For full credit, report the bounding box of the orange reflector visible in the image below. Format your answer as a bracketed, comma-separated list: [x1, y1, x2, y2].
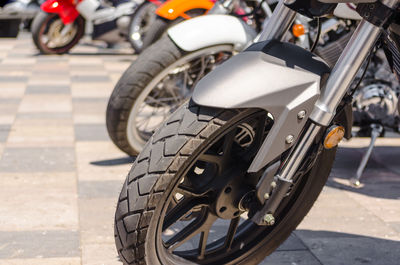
[324, 126, 345, 149]
[292, 24, 305, 37]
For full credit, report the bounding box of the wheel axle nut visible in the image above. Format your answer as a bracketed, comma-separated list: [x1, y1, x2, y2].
[263, 214, 275, 225]
[297, 110, 306, 120]
[285, 135, 294, 144]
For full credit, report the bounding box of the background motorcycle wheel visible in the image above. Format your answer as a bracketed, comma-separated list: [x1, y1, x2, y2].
[106, 37, 234, 156]
[31, 11, 85, 54]
[114, 101, 337, 265]
[128, 1, 159, 54]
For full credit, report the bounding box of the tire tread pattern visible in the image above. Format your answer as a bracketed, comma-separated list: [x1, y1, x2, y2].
[114, 101, 236, 264]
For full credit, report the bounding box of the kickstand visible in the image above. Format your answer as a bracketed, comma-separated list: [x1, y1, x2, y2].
[350, 124, 383, 187]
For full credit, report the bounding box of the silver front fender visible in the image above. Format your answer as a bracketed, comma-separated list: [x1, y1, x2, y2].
[167, 14, 257, 52]
[192, 41, 331, 172]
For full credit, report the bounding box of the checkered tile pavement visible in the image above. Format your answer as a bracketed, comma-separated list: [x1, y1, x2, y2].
[0, 32, 399, 265]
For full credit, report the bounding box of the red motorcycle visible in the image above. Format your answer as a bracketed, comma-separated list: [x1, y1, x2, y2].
[31, 0, 163, 54]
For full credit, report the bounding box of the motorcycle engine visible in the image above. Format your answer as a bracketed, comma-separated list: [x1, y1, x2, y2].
[314, 18, 353, 68]
[353, 53, 400, 131]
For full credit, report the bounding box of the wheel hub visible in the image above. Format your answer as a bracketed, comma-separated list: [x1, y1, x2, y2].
[214, 172, 249, 219]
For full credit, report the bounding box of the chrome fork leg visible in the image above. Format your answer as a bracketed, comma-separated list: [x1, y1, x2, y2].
[350, 124, 383, 187]
[310, 20, 382, 126]
[277, 20, 382, 180]
[253, 20, 384, 224]
[257, 0, 296, 42]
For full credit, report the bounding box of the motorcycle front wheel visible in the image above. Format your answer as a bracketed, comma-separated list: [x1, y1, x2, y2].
[31, 11, 85, 54]
[114, 100, 337, 264]
[106, 37, 235, 156]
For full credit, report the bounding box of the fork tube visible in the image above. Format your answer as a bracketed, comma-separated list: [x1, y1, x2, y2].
[274, 21, 382, 188]
[257, 0, 296, 42]
[265, 20, 382, 215]
[309, 20, 382, 125]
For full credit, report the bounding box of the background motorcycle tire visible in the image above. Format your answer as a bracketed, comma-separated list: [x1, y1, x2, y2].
[139, 16, 173, 51]
[31, 11, 85, 54]
[128, 1, 159, 54]
[114, 101, 337, 264]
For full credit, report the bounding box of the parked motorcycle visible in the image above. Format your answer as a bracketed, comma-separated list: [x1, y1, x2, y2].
[114, 0, 400, 264]
[106, 0, 272, 156]
[31, 0, 151, 54]
[137, 0, 217, 53]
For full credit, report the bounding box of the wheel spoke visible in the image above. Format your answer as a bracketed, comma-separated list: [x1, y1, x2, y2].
[192, 55, 212, 87]
[224, 217, 240, 250]
[223, 129, 236, 154]
[166, 209, 217, 252]
[253, 117, 268, 147]
[198, 230, 210, 259]
[145, 96, 171, 108]
[165, 82, 184, 104]
[246, 116, 269, 158]
[220, 130, 237, 167]
[197, 129, 236, 174]
[198, 153, 224, 168]
[176, 185, 206, 198]
[183, 68, 191, 92]
[163, 197, 208, 231]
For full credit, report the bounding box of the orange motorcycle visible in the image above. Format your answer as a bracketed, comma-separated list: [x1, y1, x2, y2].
[137, 0, 215, 53]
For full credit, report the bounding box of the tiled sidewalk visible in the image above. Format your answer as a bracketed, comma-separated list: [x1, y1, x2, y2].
[0, 32, 399, 265]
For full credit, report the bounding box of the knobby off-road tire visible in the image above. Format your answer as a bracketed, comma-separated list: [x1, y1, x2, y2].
[106, 37, 234, 156]
[114, 101, 337, 264]
[31, 11, 84, 54]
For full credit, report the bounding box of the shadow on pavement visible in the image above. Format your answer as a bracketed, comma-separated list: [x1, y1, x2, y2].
[287, 230, 400, 265]
[326, 146, 400, 199]
[67, 52, 134, 56]
[90, 156, 135, 166]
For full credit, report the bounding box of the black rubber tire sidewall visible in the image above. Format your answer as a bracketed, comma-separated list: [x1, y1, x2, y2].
[31, 11, 85, 55]
[106, 37, 185, 156]
[128, 2, 158, 54]
[140, 16, 171, 51]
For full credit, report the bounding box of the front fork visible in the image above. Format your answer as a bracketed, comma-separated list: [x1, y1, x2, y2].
[252, 0, 392, 224]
